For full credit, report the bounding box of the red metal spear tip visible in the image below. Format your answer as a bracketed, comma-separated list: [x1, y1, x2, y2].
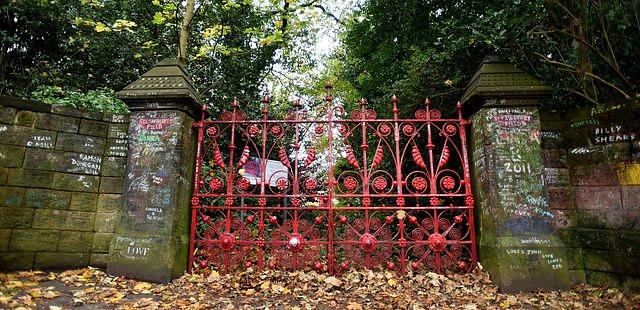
[293, 98, 301, 107]
[425, 98, 431, 106]
[391, 94, 398, 102]
[359, 98, 367, 106]
[202, 104, 208, 111]
[232, 98, 239, 107]
[262, 95, 270, 103]
[457, 101, 462, 109]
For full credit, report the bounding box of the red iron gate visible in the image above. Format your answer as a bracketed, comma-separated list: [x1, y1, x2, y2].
[189, 86, 476, 274]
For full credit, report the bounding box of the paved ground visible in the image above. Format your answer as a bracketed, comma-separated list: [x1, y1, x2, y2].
[1, 266, 638, 309]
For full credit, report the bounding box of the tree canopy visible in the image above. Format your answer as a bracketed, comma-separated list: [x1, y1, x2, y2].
[331, 0, 640, 115]
[0, 0, 342, 112]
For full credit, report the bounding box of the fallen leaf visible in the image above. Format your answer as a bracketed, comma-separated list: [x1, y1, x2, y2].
[28, 289, 42, 298]
[324, 276, 342, 287]
[347, 301, 363, 310]
[133, 282, 152, 292]
[42, 291, 60, 299]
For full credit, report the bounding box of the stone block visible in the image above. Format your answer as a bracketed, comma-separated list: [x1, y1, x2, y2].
[556, 229, 581, 247]
[79, 119, 108, 137]
[7, 169, 54, 188]
[51, 173, 100, 192]
[579, 229, 616, 250]
[568, 270, 587, 284]
[32, 209, 95, 231]
[58, 231, 93, 252]
[0, 125, 56, 148]
[569, 164, 619, 186]
[25, 189, 71, 209]
[542, 149, 567, 168]
[0, 187, 25, 207]
[92, 232, 115, 253]
[540, 131, 565, 149]
[57, 152, 103, 175]
[0, 229, 11, 251]
[106, 138, 128, 157]
[622, 186, 640, 210]
[52, 105, 102, 120]
[572, 210, 616, 229]
[101, 157, 126, 177]
[103, 113, 130, 124]
[94, 211, 118, 233]
[0, 252, 35, 270]
[547, 187, 573, 210]
[0, 144, 25, 168]
[69, 193, 98, 212]
[574, 186, 621, 210]
[616, 230, 640, 254]
[565, 248, 584, 270]
[583, 250, 614, 272]
[55, 132, 106, 155]
[544, 168, 570, 187]
[0, 106, 17, 124]
[586, 271, 620, 287]
[14, 110, 36, 126]
[564, 127, 592, 147]
[584, 249, 640, 277]
[90, 253, 109, 268]
[108, 123, 129, 139]
[622, 276, 640, 292]
[97, 194, 123, 212]
[617, 163, 640, 185]
[22, 148, 59, 171]
[99, 177, 124, 193]
[0, 167, 7, 185]
[35, 113, 80, 133]
[34, 252, 89, 270]
[9, 229, 59, 252]
[0, 207, 34, 228]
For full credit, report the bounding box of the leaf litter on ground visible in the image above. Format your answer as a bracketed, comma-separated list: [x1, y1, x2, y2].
[0, 265, 639, 309]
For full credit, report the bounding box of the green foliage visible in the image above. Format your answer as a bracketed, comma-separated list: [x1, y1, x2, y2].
[334, 0, 640, 112]
[0, 0, 341, 115]
[30, 86, 129, 114]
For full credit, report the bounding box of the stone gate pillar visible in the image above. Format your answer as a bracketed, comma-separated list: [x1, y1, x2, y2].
[107, 59, 201, 283]
[461, 58, 570, 292]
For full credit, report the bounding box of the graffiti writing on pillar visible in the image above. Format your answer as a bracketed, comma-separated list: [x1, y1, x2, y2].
[487, 108, 554, 235]
[123, 111, 180, 231]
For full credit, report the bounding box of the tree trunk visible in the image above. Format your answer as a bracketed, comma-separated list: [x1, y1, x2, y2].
[178, 0, 195, 63]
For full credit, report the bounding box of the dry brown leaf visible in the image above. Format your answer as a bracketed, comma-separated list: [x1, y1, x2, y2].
[324, 276, 343, 287]
[133, 282, 152, 292]
[42, 291, 60, 299]
[346, 301, 363, 310]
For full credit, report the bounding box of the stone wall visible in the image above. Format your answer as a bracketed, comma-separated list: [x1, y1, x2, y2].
[0, 96, 128, 270]
[541, 100, 640, 290]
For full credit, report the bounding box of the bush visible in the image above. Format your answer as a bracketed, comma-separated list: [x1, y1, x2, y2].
[30, 86, 129, 114]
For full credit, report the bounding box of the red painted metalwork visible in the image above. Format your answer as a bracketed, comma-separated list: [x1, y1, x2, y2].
[188, 85, 477, 275]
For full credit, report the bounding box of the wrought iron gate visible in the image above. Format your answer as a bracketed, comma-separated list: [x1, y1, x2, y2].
[188, 85, 476, 274]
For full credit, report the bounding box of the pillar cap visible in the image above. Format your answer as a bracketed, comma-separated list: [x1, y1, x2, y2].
[117, 58, 202, 119]
[460, 57, 551, 115]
